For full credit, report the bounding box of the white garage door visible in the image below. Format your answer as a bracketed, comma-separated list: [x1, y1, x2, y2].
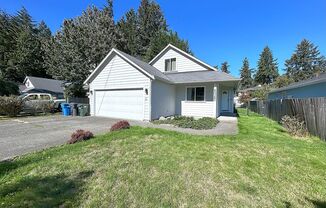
[94, 89, 144, 120]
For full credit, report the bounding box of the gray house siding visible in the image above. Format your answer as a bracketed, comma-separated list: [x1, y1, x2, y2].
[151, 80, 176, 120]
[268, 82, 326, 100]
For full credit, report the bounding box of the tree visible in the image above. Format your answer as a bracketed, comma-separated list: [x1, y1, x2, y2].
[221, 61, 230, 73]
[285, 39, 326, 82]
[44, 1, 116, 96]
[138, 0, 167, 57]
[254, 46, 278, 85]
[145, 30, 191, 61]
[252, 85, 270, 100]
[273, 75, 294, 88]
[239, 57, 253, 89]
[7, 8, 49, 82]
[116, 9, 139, 56]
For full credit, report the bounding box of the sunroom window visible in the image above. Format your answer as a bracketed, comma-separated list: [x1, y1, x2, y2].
[186, 87, 205, 101]
[165, 58, 176, 71]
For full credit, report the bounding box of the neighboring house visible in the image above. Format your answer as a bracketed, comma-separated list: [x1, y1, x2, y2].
[84, 44, 240, 121]
[20, 76, 65, 99]
[268, 73, 326, 100]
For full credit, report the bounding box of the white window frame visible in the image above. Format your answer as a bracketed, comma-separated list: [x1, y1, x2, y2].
[164, 58, 176, 72]
[185, 86, 206, 102]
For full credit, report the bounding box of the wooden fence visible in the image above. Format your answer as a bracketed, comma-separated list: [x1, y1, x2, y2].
[249, 98, 326, 141]
[67, 97, 89, 104]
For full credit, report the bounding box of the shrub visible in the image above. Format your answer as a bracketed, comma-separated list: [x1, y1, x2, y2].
[110, 120, 130, 132]
[68, 129, 94, 144]
[0, 96, 23, 117]
[280, 115, 308, 137]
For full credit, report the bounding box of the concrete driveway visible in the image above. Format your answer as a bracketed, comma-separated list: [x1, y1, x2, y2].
[0, 115, 142, 161]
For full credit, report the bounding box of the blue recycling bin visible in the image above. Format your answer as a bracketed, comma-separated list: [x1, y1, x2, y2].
[61, 103, 71, 116]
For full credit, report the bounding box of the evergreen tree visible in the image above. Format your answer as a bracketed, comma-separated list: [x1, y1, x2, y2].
[221, 61, 230, 74]
[0, 7, 48, 82]
[43, 0, 116, 91]
[239, 57, 253, 89]
[116, 9, 139, 56]
[138, 0, 167, 57]
[285, 39, 326, 82]
[145, 30, 191, 61]
[254, 46, 278, 84]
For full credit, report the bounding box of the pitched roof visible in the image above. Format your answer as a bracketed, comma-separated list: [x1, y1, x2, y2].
[84, 48, 171, 84]
[269, 73, 326, 93]
[84, 46, 240, 85]
[149, 44, 217, 71]
[165, 70, 240, 84]
[24, 76, 64, 93]
[115, 49, 171, 83]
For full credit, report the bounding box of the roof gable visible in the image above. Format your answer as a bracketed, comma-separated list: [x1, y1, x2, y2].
[149, 44, 217, 71]
[84, 49, 171, 84]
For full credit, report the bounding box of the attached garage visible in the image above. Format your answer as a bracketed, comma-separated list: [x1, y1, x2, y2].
[94, 89, 144, 120]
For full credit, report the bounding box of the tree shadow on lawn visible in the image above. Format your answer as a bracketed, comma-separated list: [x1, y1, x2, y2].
[305, 198, 326, 208]
[0, 170, 93, 207]
[0, 157, 43, 177]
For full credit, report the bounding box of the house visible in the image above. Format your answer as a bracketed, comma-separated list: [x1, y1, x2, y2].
[20, 76, 65, 99]
[268, 73, 326, 100]
[84, 44, 240, 121]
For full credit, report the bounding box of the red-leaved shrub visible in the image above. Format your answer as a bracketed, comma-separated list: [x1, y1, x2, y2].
[68, 129, 94, 144]
[110, 120, 130, 132]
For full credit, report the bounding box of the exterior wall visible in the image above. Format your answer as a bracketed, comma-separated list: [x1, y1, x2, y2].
[88, 54, 151, 120]
[25, 79, 34, 88]
[151, 80, 176, 120]
[268, 82, 326, 100]
[175, 83, 215, 117]
[152, 48, 209, 73]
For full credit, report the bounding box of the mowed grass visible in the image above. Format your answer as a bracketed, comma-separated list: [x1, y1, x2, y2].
[1, 109, 326, 207]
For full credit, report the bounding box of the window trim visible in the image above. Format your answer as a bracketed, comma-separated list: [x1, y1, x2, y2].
[164, 58, 176, 72]
[185, 86, 206, 102]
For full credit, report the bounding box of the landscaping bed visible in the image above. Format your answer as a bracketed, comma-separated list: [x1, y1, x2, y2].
[153, 116, 219, 130]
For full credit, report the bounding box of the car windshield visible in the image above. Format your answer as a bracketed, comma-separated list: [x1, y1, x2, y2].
[18, 93, 28, 99]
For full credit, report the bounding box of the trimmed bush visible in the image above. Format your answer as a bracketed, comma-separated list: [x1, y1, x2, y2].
[110, 120, 130, 132]
[0, 96, 23, 117]
[68, 129, 94, 144]
[280, 115, 308, 137]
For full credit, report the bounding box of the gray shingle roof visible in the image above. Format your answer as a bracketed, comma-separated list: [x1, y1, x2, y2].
[164, 70, 240, 84]
[116, 49, 171, 83]
[269, 73, 326, 93]
[25, 76, 64, 93]
[116, 49, 240, 84]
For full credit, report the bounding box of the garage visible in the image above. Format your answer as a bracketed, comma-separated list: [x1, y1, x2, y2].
[94, 89, 144, 120]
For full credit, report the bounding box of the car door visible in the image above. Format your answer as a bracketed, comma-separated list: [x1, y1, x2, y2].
[23, 94, 39, 112]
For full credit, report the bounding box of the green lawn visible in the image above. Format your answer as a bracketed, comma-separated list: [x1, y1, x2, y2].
[1, 109, 326, 207]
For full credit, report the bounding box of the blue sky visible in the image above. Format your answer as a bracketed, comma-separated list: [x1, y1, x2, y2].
[1, 0, 325, 77]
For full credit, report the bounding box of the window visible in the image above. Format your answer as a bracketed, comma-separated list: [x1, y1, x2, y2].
[26, 94, 38, 100]
[40, 94, 51, 100]
[186, 87, 205, 101]
[165, 58, 176, 71]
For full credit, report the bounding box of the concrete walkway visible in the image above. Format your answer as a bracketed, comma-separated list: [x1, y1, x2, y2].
[143, 116, 238, 136]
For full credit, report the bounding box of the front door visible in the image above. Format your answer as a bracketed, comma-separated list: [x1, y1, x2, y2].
[221, 90, 229, 111]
